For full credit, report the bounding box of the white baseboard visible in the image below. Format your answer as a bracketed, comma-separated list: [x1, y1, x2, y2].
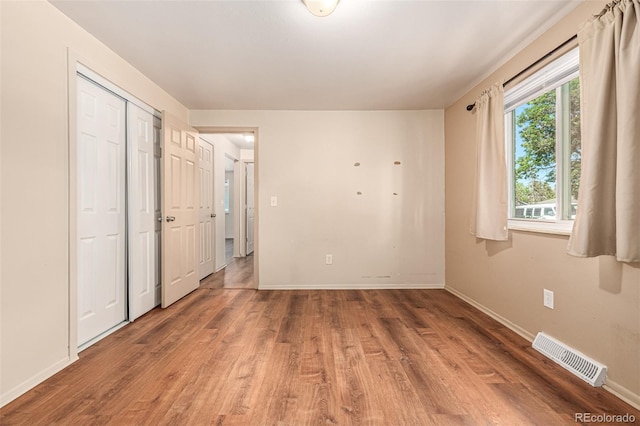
[258, 283, 445, 290]
[444, 285, 535, 342]
[444, 285, 640, 411]
[604, 381, 640, 411]
[3, 321, 129, 408]
[1, 355, 77, 408]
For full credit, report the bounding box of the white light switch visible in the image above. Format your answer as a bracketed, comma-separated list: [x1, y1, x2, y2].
[270, 196, 278, 207]
[543, 289, 554, 309]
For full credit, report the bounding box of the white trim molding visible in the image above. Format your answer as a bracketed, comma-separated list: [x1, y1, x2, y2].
[258, 283, 445, 291]
[445, 285, 640, 411]
[1, 356, 75, 407]
[604, 382, 640, 411]
[445, 285, 535, 342]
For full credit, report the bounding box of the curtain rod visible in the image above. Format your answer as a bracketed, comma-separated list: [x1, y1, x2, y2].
[466, 34, 578, 111]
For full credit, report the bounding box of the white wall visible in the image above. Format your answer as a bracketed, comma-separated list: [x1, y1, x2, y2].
[240, 149, 254, 161]
[199, 135, 240, 271]
[0, 0, 188, 405]
[191, 110, 445, 289]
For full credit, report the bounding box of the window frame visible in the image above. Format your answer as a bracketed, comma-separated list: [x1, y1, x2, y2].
[504, 47, 580, 236]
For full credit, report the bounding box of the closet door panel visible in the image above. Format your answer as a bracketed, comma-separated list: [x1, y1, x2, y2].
[128, 104, 160, 321]
[77, 76, 127, 345]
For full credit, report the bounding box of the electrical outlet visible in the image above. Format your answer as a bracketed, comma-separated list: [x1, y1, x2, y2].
[325, 254, 333, 265]
[543, 289, 554, 309]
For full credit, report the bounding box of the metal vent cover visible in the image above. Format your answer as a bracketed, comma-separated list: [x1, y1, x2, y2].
[532, 332, 607, 387]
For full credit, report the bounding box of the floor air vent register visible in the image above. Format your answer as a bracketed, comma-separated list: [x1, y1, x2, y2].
[532, 332, 607, 387]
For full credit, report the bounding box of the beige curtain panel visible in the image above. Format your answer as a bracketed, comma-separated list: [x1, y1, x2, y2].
[470, 83, 508, 241]
[568, 0, 640, 263]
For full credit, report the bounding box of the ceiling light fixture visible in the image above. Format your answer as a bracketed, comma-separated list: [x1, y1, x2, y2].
[302, 0, 340, 17]
[244, 133, 255, 143]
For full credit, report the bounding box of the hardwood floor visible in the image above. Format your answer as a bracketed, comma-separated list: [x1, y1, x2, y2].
[2, 265, 638, 424]
[201, 238, 254, 289]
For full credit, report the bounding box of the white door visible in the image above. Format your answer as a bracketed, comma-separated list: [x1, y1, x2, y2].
[245, 162, 255, 255]
[127, 104, 161, 321]
[198, 139, 215, 279]
[161, 112, 200, 308]
[77, 76, 127, 345]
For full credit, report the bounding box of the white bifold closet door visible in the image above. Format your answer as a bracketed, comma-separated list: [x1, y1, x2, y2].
[128, 104, 161, 321]
[77, 76, 127, 346]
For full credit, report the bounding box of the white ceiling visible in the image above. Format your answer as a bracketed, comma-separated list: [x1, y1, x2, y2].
[222, 133, 255, 150]
[199, 133, 254, 149]
[51, 0, 582, 110]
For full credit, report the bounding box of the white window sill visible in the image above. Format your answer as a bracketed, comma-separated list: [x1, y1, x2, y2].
[508, 219, 573, 236]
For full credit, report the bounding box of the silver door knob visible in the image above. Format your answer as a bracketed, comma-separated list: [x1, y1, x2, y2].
[166, 216, 176, 222]
[211, 213, 216, 218]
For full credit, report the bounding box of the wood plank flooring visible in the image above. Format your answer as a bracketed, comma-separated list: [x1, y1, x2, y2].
[201, 254, 254, 290]
[202, 239, 254, 290]
[2, 264, 638, 424]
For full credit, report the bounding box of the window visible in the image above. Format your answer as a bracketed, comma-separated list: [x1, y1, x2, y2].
[224, 179, 230, 213]
[505, 48, 580, 233]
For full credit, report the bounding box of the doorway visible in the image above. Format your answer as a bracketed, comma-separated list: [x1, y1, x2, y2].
[196, 130, 257, 289]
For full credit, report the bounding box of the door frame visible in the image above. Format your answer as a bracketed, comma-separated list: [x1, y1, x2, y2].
[193, 126, 259, 289]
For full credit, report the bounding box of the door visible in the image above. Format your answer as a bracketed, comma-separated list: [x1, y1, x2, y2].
[161, 112, 200, 308]
[77, 76, 127, 345]
[245, 162, 255, 255]
[127, 104, 161, 321]
[198, 139, 215, 279]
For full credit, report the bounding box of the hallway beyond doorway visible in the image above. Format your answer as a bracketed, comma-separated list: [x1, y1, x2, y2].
[201, 239, 254, 289]
[225, 238, 234, 263]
